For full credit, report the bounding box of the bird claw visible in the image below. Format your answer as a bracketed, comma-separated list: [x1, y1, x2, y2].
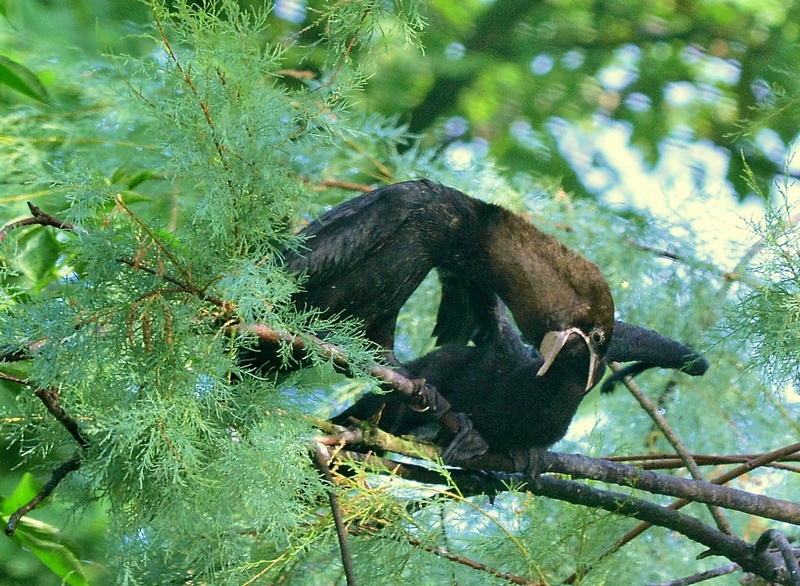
[512, 447, 546, 480]
[441, 413, 490, 464]
[409, 378, 450, 414]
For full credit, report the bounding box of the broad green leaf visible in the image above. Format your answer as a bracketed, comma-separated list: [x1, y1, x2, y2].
[1, 472, 40, 514]
[9, 521, 89, 586]
[12, 226, 62, 292]
[0, 55, 48, 102]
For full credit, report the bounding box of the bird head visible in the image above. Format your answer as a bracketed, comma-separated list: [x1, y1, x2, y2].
[535, 300, 614, 392]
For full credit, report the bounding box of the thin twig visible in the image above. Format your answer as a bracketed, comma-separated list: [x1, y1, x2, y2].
[646, 563, 741, 586]
[314, 444, 357, 586]
[606, 451, 800, 473]
[115, 196, 195, 287]
[0, 202, 79, 242]
[316, 179, 375, 193]
[610, 362, 735, 535]
[314, 9, 370, 92]
[406, 535, 543, 585]
[4, 387, 90, 535]
[34, 388, 90, 450]
[348, 491, 542, 585]
[5, 454, 81, 536]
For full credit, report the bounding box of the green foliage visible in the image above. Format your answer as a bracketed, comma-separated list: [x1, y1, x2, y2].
[0, 0, 412, 581]
[730, 183, 800, 397]
[0, 56, 48, 102]
[1, 475, 89, 586]
[0, 1, 798, 585]
[361, 0, 800, 200]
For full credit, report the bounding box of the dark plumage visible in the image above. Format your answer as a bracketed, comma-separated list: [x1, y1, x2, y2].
[334, 314, 709, 467]
[278, 179, 614, 389]
[600, 321, 709, 393]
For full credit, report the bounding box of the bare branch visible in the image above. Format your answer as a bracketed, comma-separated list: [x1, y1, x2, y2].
[565, 441, 800, 584]
[318, 418, 800, 526]
[610, 362, 735, 535]
[0, 202, 79, 243]
[3, 386, 90, 535]
[754, 530, 800, 586]
[5, 454, 81, 536]
[314, 444, 357, 586]
[406, 534, 543, 585]
[648, 564, 741, 586]
[316, 179, 375, 193]
[34, 388, 90, 450]
[334, 451, 793, 584]
[539, 452, 800, 526]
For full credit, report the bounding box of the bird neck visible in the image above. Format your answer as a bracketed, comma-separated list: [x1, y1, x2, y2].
[481, 207, 612, 346]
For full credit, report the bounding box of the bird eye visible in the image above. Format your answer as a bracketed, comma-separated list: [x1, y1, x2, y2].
[589, 328, 605, 346]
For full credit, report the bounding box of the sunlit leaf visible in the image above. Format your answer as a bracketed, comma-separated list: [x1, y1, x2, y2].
[0, 56, 48, 102]
[9, 523, 89, 586]
[1, 472, 40, 514]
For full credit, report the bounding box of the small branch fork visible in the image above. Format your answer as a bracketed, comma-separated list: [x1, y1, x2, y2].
[0, 202, 79, 243]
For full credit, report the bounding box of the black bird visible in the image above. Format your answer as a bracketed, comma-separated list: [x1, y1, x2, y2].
[334, 312, 708, 470]
[599, 321, 709, 393]
[278, 179, 615, 390]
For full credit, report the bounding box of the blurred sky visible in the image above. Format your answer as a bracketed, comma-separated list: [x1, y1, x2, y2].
[274, 0, 799, 269]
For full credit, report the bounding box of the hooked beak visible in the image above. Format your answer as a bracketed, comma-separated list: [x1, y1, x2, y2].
[536, 327, 600, 392]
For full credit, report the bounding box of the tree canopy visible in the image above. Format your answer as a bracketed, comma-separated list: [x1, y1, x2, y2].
[0, 1, 798, 585]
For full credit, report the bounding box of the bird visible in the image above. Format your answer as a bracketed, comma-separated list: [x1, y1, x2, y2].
[333, 308, 709, 471]
[273, 179, 615, 392]
[598, 320, 709, 393]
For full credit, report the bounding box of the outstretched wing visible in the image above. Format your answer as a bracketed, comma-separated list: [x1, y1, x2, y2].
[284, 180, 439, 284]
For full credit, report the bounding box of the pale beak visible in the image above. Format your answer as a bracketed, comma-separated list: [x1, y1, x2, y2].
[536, 327, 600, 392]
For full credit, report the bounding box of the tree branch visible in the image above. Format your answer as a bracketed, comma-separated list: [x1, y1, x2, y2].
[610, 362, 735, 535]
[4, 455, 82, 536]
[333, 450, 795, 584]
[539, 452, 800, 526]
[318, 418, 800, 526]
[564, 440, 800, 584]
[314, 444, 357, 586]
[3, 384, 90, 536]
[237, 323, 483, 447]
[0, 202, 79, 243]
[648, 563, 741, 586]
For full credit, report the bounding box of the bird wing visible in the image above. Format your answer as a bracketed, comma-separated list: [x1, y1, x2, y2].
[284, 180, 438, 285]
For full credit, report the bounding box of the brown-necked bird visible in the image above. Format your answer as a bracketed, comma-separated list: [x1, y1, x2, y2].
[278, 179, 615, 390]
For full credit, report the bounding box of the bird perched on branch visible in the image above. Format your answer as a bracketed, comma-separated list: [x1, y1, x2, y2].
[335, 309, 709, 471]
[275, 179, 615, 392]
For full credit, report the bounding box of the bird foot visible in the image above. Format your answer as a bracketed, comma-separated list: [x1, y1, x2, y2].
[512, 447, 546, 480]
[441, 413, 490, 464]
[408, 378, 451, 414]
